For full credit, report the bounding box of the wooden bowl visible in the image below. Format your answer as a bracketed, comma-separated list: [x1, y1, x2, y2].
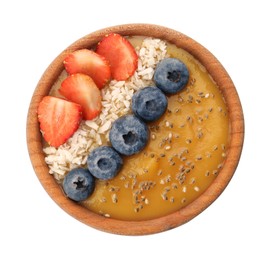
[27, 24, 244, 235]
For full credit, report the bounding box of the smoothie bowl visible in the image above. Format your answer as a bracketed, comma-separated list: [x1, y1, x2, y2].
[27, 24, 244, 235]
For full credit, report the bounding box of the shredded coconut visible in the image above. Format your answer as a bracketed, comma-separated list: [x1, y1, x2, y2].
[44, 37, 167, 181]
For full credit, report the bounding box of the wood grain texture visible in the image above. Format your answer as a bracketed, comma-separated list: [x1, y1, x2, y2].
[26, 24, 244, 235]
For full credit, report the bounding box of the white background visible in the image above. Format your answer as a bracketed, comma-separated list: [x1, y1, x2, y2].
[1, 0, 270, 259]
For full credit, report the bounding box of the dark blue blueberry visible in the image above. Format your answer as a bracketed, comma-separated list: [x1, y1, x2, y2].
[132, 86, 168, 122]
[154, 58, 189, 94]
[87, 146, 123, 180]
[63, 168, 95, 202]
[109, 114, 149, 156]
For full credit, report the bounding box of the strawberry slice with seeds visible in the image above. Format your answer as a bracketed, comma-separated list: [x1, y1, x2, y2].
[63, 49, 110, 89]
[59, 73, 102, 120]
[38, 96, 82, 147]
[96, 33, 138, 81]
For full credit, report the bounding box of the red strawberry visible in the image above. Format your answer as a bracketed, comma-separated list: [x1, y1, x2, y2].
[63, 49, 110, 89]
[59, 73, 102, 120]
[38, 96, 82, 147]
[96, 33, 138, 81]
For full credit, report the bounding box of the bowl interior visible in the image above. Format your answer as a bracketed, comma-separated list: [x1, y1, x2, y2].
[27, 24, 244, 235]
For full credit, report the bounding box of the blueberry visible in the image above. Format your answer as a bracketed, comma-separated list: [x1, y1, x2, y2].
[63, 168, 95, 202]
[154, 58, 189, 94]
[87, 146, 123, 180]
[132, 86, 168, 122]
[109, 114, 149, 156]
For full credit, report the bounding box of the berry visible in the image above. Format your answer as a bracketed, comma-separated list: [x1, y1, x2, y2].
[132, 86, 168, 122]
[154, 58, 189, 94]
[63, 168, 95, 202]
[96, 33, 138, 81]
[37, 96, 82, 147]
[59, 73, 102, 120]
[63, 49, 111, 89]
[109, 115, 149, 156]
[87, 146, 123, 180]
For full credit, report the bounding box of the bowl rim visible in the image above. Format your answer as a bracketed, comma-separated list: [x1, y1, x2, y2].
[27, 23, 244, 235]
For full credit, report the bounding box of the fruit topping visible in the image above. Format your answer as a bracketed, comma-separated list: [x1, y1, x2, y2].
[38, 96, 82, 147]
[109, 114, 149, 156]
[154, 58, 189, 94]
[132, 86, 168, 122]
[87, 146, 123, 180]
[63, 49, 111, 89]
[59, 73, 102, 120]
[96, 33, 138, 81]
[63, 168, 95, 202]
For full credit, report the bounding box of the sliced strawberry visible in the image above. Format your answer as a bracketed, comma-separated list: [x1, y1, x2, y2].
[59, 73, 102, 120]
[38, 96, 82, 147]
[96, 33, 138, 81]
[63, 49, 111, 89]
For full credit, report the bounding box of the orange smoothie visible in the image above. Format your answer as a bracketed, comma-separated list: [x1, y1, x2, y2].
[80, 38, 229, 221]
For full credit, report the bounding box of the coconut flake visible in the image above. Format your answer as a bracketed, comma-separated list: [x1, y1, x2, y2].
[44, 37, 168, 180]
